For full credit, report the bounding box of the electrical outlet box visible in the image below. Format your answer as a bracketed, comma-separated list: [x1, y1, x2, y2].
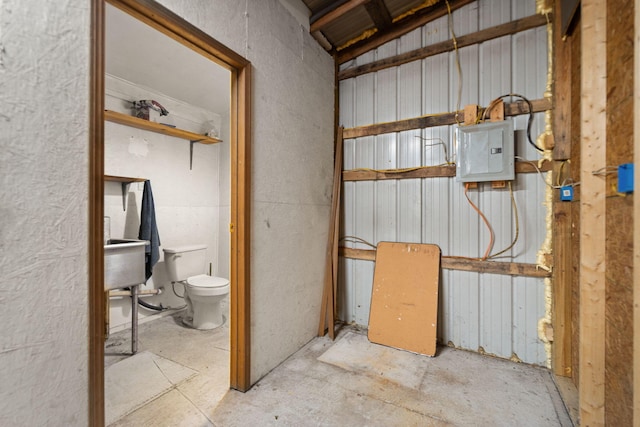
[560, 185, 574, 201]
[617, 163, 634, 193]
[456, 120, 514, 183]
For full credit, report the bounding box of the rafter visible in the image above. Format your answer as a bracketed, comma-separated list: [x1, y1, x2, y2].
[337, 0, 474, 63]
[310, 0, 369, 33]
[364, 0, 392, 30]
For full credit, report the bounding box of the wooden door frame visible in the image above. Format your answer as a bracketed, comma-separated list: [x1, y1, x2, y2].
[89, 0, 251, 424]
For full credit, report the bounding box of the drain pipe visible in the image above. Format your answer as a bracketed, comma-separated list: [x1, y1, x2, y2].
[137, 298, 166, 311]
[108, 288, 166, 311]
[108, 288, 162, 297]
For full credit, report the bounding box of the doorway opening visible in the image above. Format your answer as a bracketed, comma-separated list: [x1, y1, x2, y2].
[89, 0, 251, 424]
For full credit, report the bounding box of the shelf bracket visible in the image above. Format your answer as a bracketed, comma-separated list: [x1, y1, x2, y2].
[189, 139, 205, 170]
[121, 182, 132, 211]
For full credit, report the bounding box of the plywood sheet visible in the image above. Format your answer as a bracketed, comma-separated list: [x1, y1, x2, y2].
[368, 242, 440, 356]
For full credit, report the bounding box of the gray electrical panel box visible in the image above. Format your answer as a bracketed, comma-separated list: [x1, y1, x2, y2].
[455, 120, 514, 182]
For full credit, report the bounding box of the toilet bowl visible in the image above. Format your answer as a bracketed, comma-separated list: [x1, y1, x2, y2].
[163, 245, 229, 330]
[183, 274, 229, 330]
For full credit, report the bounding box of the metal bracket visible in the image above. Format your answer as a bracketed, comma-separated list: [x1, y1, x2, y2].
[189, 139, 205, 170]
[121, 182, 131, 211]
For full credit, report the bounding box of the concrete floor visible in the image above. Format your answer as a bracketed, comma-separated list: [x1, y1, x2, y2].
[105, 313, 572, 426]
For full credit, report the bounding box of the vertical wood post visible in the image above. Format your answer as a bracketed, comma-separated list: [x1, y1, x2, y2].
[580, 0, 607, 424]
[551, 3, 573, 379]
[634, 0, 640, 425]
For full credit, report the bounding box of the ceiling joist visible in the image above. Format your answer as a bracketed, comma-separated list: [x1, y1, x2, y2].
[337, 0, 474, 63]
[310, 0, 369, 33]
[364, 0, 393, 30]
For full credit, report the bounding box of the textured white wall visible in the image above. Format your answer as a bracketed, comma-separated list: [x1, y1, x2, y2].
[104, 75, 229, 330]
[155, 0, 335, 383]
[0, 1, 90, 425]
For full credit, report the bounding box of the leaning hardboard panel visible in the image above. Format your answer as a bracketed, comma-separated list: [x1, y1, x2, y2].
[368, 242, 441, 356]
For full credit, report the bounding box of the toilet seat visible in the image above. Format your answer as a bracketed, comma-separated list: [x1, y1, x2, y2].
[186, 274, 229, 288]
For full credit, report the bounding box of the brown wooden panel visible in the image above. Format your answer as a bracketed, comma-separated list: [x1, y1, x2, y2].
[579, 1, 607, 423]
[343, 98, 552, 139]
[569, 22, 582, 389]
[552, 197, 573, 377]
[553, 6, 572, 160]
[319, 128, 344, 338]
[342, 159, 553, 181]
[339, 247, 551, 278]
[368, 243, 441, 356]
[605, 0, 635, 422]
[635, 1, 640, 424]
[89, 0, 105, 424]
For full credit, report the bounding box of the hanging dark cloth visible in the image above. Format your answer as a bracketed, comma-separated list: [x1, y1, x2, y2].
[138, 180, 161, 282]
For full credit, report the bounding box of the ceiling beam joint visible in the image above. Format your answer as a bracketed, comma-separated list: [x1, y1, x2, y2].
[364, 0, 393, 30]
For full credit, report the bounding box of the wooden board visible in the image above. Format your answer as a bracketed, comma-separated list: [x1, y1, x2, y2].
[343, 98, 551, 139]
[318, 127, 344, 338]
[635, 1, 640, 424]
[368, 242, 441, 356]
[605, 0, 635, 422]
[579, 0, 607, 424]
[342, 158, 552, 181]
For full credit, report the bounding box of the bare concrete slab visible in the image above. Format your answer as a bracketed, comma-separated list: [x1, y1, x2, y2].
[105, 351, 197, 425]
[105, 317, 570, 427]
[212, 328, 571, 426]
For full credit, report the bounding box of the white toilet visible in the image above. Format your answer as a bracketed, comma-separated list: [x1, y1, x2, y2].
[163, 244, 229, 330]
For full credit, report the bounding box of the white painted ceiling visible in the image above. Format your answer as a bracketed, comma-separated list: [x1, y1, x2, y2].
[105, 4, 231, 116]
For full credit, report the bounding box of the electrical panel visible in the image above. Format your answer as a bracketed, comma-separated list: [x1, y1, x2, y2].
[456, 120, 514, 183]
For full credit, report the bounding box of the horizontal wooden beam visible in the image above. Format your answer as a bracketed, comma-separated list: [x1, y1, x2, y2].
[337, 0, 474, 64]
[441, 256, 551, 277]
[343, 98, 552, 139]
[339, 247, 551, 277]
[341, 247, 377, 261]
[339, 14, 548, 80]
[342, 159, 553, 181]
[310, 0, 369, 33]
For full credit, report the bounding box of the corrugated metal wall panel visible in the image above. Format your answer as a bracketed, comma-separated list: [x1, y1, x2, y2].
[338, 0, 548, 365]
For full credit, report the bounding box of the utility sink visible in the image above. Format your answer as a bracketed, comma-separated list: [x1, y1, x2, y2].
[104, 239, 148, 290]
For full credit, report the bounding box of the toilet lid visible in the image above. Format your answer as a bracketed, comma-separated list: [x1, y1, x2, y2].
[186, 274, 229, 288]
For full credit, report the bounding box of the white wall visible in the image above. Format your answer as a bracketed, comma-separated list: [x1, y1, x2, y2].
[339, 0, 549, 365]
[0, 1, 333, 421]
[155, 0, 335, 383]
[0, 1, 90, 425]
[104, 75, 230, 330]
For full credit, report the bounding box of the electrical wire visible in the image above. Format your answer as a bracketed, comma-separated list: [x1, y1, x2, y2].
[340, 235, 377, 249]
[591, 166, 618, 176]
[484, 93, 544, 153]
[347, 165, 450, 174]
[488, 181, 519, 259]
[415, 135, 454, 164]
[464, 183, 494, 260]
[445, 0, 463, 124]
[514, 156, 580, 189]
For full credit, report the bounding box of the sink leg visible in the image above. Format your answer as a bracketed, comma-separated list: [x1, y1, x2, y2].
[131, 285, 139, 355]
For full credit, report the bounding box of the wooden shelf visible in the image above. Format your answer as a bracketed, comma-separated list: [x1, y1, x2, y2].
[104, 175, 147, 211]
[104, 175, 147, 183]
[104, 110, 222, 144]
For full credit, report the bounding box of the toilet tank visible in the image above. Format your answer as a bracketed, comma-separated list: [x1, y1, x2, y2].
[163, 244, 207, 282]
